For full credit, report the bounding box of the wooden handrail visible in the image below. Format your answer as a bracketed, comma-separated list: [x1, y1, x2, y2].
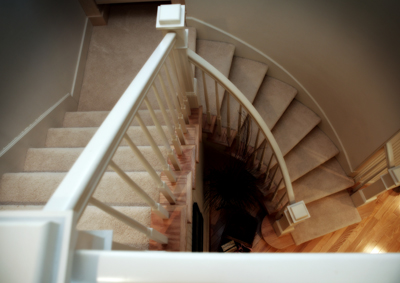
[187, 49, 296, 204]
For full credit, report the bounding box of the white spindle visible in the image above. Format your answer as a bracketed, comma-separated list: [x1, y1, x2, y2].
[123, 133, 176, 204]
[227, 93, 231, 138]
[169, 53, 190, 121]
[109, 160, 169, 219]
[253, 128, 261, 164]
[135, 113, 181, 172]
[164, 64, 188, 137]
[89, 197, 168, 244]
[176, 50, 192, 116]
[148, 88, 182, 158]
[257, 139, 267, 171]
[215, 80, 222, 135]
[201, 71, 212, 125]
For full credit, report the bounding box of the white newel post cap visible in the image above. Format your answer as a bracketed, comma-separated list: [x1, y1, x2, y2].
[156, 4, 187, 48]
[286, 200, 310, 224]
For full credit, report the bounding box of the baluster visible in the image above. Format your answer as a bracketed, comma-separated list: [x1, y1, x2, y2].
[164, 64, 188, 138]
[176, 50, 192, 115]
[109, 160, 169, 219]
[149, 85, 183, 159]
[257, 139, 267, 171]
[226, 93, 231, 138]
[266, 166, 280, 191]
[124, 133, 176, 204]
[157, 73, 186, 147]
[246, 115, 251, 149]
[253, 128, 261, 164]
[135, 112, 181, 172]
[169, 53, 191, 120]
[201, 71, 212, 125]
[89, 197, 168, 244]
[270, 177, 283, 202]
[215, 80, 222, 135]
[264, 153, 275, 180]
[236, 105, 242, 144]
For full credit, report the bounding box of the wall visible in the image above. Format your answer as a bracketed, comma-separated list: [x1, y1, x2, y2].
[0, 0, 91, 175]
[186, 0, 400, 174]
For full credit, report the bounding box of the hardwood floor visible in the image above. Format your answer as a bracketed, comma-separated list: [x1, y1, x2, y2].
[210, 189, 400, 253]
[250, 190, 400, 253]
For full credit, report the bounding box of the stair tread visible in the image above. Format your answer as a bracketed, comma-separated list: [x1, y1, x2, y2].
[274, 127, 340, 186]
[196, 40, 235, 117]
[293, 158, 354, 204]
[0, 205, 151, 250]
[46, 125, 169, 148]
[24, 146, 169, 172]
[220, 57, 268, 129]
[266, 158, 354, 210]
[252, 76, 297, 130]
[63, 110, 170, 128]
[291, 190, 361, 245]
[262, 100, 321, 161]
[0, 172, 160, 206]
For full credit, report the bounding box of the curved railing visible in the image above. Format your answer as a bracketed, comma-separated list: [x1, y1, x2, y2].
[187, 49, 295, 206]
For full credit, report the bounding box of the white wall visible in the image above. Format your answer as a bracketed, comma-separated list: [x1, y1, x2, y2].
[0, 0, 87, 151]
[186, 0, 400, 173]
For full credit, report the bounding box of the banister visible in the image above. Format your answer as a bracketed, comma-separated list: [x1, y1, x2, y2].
[44, 33, 177, 217]
[187, 48, 296, 204]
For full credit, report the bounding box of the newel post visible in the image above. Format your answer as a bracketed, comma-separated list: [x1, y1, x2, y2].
[156, 4, 199, 113]
[273, 201, 310, 237]
[351, 166, 400, 207]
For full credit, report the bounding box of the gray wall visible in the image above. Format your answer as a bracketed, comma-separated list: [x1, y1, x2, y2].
[0, 0, 87, 151]
[186, 0, 400, 173]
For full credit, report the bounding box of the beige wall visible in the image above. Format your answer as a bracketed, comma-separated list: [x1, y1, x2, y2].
[186, 0, 400, 173]
[0, 0, 87, 152]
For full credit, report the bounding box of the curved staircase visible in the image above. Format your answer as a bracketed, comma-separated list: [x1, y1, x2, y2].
[0, 3, 361, 252]
[195, 39, 361, 246]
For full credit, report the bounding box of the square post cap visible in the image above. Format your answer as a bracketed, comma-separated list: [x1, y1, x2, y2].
[156, 4, 185, 30]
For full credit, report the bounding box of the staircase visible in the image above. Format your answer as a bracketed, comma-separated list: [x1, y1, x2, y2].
[195, 39, 362, 245]
[0, 3, 361, 253]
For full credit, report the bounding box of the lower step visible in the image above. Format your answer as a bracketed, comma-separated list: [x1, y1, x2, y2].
[290, 190, 362, 245]
[0, 205, 152, 250]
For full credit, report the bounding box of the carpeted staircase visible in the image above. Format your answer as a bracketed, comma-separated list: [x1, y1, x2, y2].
[196, 37, 361, 245]
[0, 3, 361, 248]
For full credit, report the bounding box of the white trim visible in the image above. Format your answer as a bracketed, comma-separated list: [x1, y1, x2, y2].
[0, 93, 71, 157]
[186, 16, 353, 172]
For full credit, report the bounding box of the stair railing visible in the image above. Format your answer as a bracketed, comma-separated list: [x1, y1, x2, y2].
[43, 31, 192, 245]
[186, 45, 311, 236]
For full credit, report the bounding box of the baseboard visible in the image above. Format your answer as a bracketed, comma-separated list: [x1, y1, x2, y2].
[71, 18, 93, 103]
[0, 94, 78, 177]
[187, 17, 353, 174]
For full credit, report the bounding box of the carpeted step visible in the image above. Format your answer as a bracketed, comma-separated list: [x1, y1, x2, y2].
[250, 76, 297, 146]
[266, 158, 354, 209]
[220, 56, 268, 130]
[0, 205, 151, 250]
[0, 172, 160, 206]
[46, 125, 169, 148]
[273, 127, 339, 188]
[63, 110, 170, 128]
[262, 100, 321, 162]
[24, 146, 169, 172]
[196, 40, 235, 117]
[290, 190, 361, 245]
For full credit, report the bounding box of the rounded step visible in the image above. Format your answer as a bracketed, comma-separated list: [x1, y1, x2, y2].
[24, 146, 169, 172]
[290, 190, 361, 245]
[46, 125, 169, 148]
[63, 109, 170, 128]
[196, 39, 235, 117]
[0, 172, 160, 206]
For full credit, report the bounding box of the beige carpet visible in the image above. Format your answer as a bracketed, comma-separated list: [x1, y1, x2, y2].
[291, 190, 361, 245]
[220, 56, 268, 130]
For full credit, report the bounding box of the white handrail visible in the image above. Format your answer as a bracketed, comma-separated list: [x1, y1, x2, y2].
[187, 49, 296, 204]
[44, 32, 178, 217]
